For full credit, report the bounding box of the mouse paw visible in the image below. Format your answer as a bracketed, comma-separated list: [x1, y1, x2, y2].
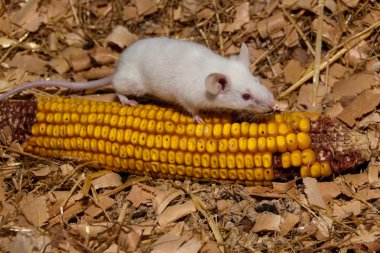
[117, 94, 138, 107]
[192, 115, 205, 124]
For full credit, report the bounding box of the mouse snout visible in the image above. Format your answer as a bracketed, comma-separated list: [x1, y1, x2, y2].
[256, 98, 275, 110]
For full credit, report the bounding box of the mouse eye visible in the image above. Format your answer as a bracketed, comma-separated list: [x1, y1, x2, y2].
[242, 93, 251, 101]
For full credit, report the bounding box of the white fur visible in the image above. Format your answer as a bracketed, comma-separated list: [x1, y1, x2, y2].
[113, 37, 274, 116]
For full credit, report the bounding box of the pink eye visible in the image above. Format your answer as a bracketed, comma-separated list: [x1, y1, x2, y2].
[242, 93, 251, 100]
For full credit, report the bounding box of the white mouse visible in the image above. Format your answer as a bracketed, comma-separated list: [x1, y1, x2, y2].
[0, 37, 275, 123]
[113, 37, 275, 123]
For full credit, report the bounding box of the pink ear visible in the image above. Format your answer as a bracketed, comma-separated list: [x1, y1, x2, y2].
[238, 43, 250, 67]
[205, 73, 230, 95]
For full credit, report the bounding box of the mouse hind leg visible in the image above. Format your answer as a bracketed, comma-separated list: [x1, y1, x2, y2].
[116, 94, 139, 106]
[112, 71, 145, 106]
[182, 103, 205, 124]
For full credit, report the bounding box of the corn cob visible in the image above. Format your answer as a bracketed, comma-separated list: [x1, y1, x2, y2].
[0, 97, 371, 185]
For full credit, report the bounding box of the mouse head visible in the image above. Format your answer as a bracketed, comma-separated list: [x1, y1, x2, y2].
[204, 43, 275, 112]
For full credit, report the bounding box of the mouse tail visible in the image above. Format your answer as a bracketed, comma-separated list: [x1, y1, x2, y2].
[0, 75, 114, 100]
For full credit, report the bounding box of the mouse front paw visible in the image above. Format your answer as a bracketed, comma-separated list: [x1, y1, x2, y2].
[117, 94, 138, 107]
[192, 115, 205, 124]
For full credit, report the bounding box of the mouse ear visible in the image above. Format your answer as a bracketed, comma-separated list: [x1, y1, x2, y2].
[238, 43, 250, 67]
[205, 73, 230, 95]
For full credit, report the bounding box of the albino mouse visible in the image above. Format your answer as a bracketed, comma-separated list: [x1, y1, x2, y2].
[0, 37, 275, 123]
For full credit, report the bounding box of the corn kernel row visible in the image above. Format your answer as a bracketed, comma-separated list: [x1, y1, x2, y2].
[27, 146, 274, 185]
[27, 136, 276, 169]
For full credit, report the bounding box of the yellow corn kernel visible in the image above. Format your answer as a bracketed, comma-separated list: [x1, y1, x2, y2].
[196, 139, 206, 152]
[53, 113, 62, 124]
[231, 123, 241, 138]
[46, 125, 54, 136]
[285, 133, 298, 151]
[162, 135, 171, 149]
[195, 124, 204, 137]
[254, 153, 262, 167]
[301, 149, 316, 165]
[101, 125, 110, 140]
[147, 120, 156, 133]
[267, 122, 278, 136]
[201, 154, 210, 167]
[299, 118, 311, 133]
[274, 113, 284, 123]
[130, 131, 140, 145]
[146, 134, 155, 148]
[46, 113, 54, 124]
[249, 123, 258, 137]
[150, 149, 159, 161]
[105, 141, 112, 154]
[262, 152, 272, 168]
[245, 169, 255, 181]
[237, 170, 246, 181]
[281, 152, 291, 168]
[278, 123, 290, 135]
[36, 112, 46, 122]
[236, 153, 244, 169]
[179, 137, 188, 151]
[112, 143, 120, 156]
[244, 154, 254, 168]
[290, 150, 302, 167]
[167, 151, 175, 163]
[164, 121, 175, 134]
[210, 169, 219, 179]
[218, 139, 228, 153]
[123, 129, 132, 143]
[266, 137, 277, 153]
[186, 124, 196, 136]
[156, 121, 165, 134]
[222, 123, 231, 138]
[228, 138, 238, 153]
[227, 154, 235, 169]
[296, 132, 312, 150]
[203, 124, 213, 138]
[154, 135, 163, 148]
[138, 132, 148, 146]
[219, 154, 227, 168]
[158, 149, 167, 162]
[228, 170, 238, 180]
[288, 115, 301, 130]
[254, 168, 264, 181]
[139, 119, 148, 132]
[206, 139, 217, 153]
[219, 169, 228, 180]
[210, 154, 219, 169]
[241, 122, 250, 137]
[300, 165, 310, 177]
[258, 123, 267, 137]
[187, 138, 196, 152]
[170, 135, 179, 150]
[320, 161, 332, 176]
[109, 128, 117, 142]
[247, 138, 258, 153]
[174, 124, 186, 135]
[238, 137, 248, 152]
[201, 168, 211, 179]
[275, 135, 286, 152]
[310, 162, 321, 178]
[116, 129, 124, 143]
[257, 137, 267, 152]
[264, 168, 274, 181]
[213, 124, 222, 138]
